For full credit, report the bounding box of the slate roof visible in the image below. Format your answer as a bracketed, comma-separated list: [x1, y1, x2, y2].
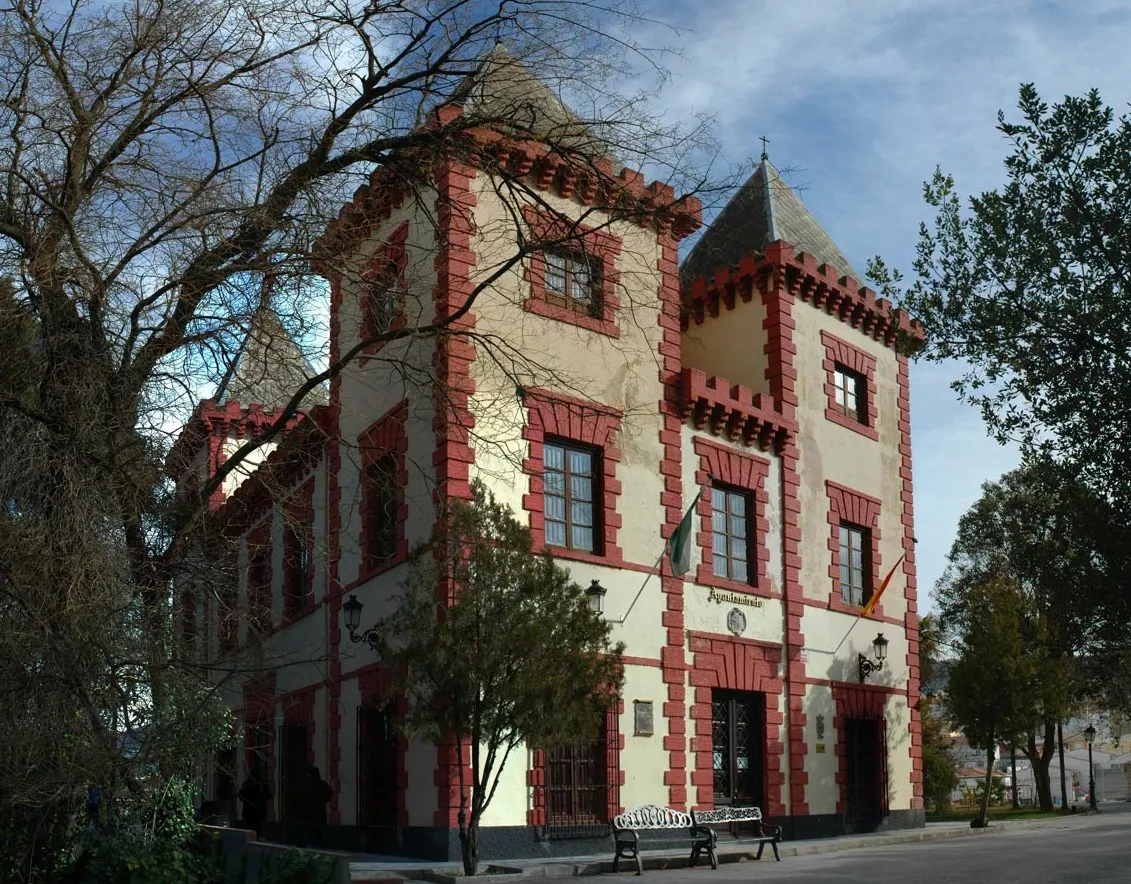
[681, 158, 863, 285]
[452, 43, 610, 160]
[214, 308, 326, 410]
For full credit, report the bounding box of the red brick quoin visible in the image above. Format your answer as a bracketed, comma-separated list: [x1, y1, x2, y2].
[691, 437, 772, 596]
[521, 388, 623, 566]
[689, 634, 785, 818]
[522, 206, 623, 338]
[820, 330, 878, 440]
[825, 481, 885, 619]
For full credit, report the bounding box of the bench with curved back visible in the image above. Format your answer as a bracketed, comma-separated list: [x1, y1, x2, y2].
[690, 805, 784, 867]
[611, 803, 783, 874]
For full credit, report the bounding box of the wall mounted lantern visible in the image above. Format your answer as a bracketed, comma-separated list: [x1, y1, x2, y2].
[858, 632, 889, 683]
[585, 580, 607, 616]
[342, 593, 380, 649]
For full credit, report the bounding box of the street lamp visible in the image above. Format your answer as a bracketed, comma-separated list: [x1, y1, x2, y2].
[858, 632, 889, 683]
[585, 580, 607, 616]
[1084, 723, 1097, 811]
[342, 594, 380, 649]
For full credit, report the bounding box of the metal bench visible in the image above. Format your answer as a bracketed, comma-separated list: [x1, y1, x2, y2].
[690, 805, 783, 867]
[611, 805, 703, 875]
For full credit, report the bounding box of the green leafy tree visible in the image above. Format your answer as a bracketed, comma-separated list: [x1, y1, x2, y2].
[918, 615, 957, 813]
[869, 85, 1131, 515]
[946, 577, 1037, 827]
[371, 482, 625, 875]
[933, 458, 1131, 809]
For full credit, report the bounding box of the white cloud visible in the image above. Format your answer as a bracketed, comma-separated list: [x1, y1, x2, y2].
[640, 0, 1131, 606]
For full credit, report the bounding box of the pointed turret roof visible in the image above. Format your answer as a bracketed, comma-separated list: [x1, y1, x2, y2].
[681, 159, 863, 284]
[214, 308, 326, 410]
[452, 43, 608, 159]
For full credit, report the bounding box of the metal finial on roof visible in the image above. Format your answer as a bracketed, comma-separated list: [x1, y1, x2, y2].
[759, 135, 770, 162]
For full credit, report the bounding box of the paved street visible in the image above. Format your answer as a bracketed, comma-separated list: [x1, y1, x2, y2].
[614, 806, 1131, 883]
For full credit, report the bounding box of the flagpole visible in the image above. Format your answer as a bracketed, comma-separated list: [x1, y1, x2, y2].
[612, 481, 708, 625]
[612, 548, 667, 625]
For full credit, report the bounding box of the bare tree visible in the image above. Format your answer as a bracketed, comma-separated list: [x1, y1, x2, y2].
[0, 0, 716, 872]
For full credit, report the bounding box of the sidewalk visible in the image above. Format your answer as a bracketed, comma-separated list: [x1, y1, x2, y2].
[350, 820, 1006, 881]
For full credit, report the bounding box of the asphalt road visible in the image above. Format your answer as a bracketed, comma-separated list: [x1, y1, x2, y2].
[615, 805, 1131, 884]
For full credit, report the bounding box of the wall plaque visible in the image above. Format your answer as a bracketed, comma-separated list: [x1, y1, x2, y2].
[726, 607, 747, 636]
[633, 700, 654, 737]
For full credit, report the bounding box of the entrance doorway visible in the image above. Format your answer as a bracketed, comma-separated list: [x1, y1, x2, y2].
[357, 701, 399, 828]
[279, 721, 308, 824]
[843, 717, 885, 833]
[711, 690, 766, 815]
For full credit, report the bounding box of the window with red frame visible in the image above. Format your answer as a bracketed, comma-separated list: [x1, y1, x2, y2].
[839, 522, 872, 606]
[541, 247, 600, 317]
[711, 484, 752, 583]
[832, 364, 866, 424]
[247, 536, 272, 635]
[218, 578, 239, 655]
[283, 523, 314, 619]
[363, 257, 403, 339]
[545, 707, 611, 824]
[365, 455, 398, 569]
[543, 438, 598, 553]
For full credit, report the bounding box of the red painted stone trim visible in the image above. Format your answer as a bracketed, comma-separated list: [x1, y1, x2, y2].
[825, 481, 885, 619]
[688, 633, 785, 818]
[691, 437, 771, 595]
[657, 232, 689, 810]
[358, 400, 410, 582]
[897, 354, 922, 808]
[326, 272, 345, 824]
[360, 221, 409, 358]
[682, 242, 925, 354]
[680, 368, 795, 453]
[432, 160, 479, 828]
[522, 206, 622, 338]
[758, 255, 807, 816]
[521, 388, 623, 564]
[350, 663, 410, 827]
[527, 699, 625, 826]
[820, 330, 879, 440]
[831, 683, 889, 815]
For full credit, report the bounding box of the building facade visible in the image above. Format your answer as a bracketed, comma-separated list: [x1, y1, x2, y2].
[177, 53, 926, 859]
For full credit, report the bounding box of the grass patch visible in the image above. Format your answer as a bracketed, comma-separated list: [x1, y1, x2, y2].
[927, 806, 1063, 823]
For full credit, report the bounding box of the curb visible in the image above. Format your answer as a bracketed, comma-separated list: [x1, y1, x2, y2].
[352, 824, 1005, 881]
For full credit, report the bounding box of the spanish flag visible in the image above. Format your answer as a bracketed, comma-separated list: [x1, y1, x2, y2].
[861, 550, 909, 617]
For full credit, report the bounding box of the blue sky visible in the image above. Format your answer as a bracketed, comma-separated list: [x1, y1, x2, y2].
[638, 0, 1131, 609]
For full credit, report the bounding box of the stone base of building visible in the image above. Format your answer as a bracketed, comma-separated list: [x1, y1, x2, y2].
[263, 809, 925, 861]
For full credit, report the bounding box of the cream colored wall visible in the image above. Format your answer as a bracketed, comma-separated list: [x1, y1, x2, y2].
[789, 303, 914, 812]
[619, 664, 674, 809]
[793, 308, 903, 610]
[464, 176, 671, 820]
[680, 296, 770, 398]
[801, 685, 838, 815]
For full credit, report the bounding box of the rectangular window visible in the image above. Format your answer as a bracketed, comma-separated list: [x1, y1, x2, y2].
[833, 365, 866, 423]
[543, 440, 597, 553]
[366, 455, 398, 568]
[283, 523, 314, 619]
[839, 523, 871, 606]
[364, 258, 402, 337]
[711, 486, 751, 582]
[247, 546, 272, 635]
[545, 709, 610, 824]
[542, 248, 599, 316]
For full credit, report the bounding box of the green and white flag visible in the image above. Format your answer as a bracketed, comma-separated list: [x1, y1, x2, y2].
[668, 487, 704, 577]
